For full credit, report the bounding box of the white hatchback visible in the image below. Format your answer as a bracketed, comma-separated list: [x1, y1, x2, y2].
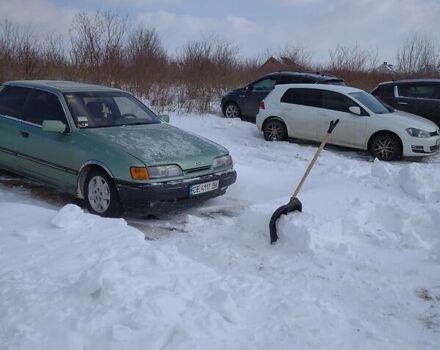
[256, 84, 440, 160]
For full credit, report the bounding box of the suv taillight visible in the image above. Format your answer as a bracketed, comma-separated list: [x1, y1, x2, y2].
[259, 101, 265, 110]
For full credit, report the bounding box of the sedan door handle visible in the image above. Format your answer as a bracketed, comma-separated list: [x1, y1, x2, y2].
[20, 131, 29, 138]
[397, 102, 408, 106]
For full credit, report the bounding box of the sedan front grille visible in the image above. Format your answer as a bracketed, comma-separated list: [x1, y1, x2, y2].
[184, 166, 211, 174]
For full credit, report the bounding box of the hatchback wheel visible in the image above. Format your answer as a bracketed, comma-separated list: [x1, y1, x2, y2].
[369, 133, 402, 161]
[263, 119, 287, 141]
[85, 169, 122, 217]
[223, 102, 241, 118]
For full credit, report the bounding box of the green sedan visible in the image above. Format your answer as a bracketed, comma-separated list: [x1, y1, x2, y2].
[0, 80, 237, 216]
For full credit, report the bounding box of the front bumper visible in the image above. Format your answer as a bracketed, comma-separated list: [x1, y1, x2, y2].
[115, 169, 237, 213]
[403, 136, 440, 156]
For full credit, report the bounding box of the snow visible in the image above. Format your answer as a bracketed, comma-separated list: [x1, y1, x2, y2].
[1, 113, 440, 349]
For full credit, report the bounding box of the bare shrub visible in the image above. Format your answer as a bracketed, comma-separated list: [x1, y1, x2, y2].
[396, 33, 439, 76]
[329, 43, 378, 72]
[70, 11, 127, 84]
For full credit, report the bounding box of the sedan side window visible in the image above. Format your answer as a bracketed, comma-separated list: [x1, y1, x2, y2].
[0, 86, 31, 119]
[22, 90, 68, 127]
[321, 90, 358, 113]
[251, 78, 277, 92]
[281, 88, 322, 108]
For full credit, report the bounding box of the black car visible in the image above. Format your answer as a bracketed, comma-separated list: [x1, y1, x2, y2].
[221, 72, 345, 121]
[371, 79, 440, 126]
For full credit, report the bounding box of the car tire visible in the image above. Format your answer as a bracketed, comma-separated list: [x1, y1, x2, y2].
[369, 133, 402, 161]
[223, 102, 241, 118]
[263, 119, 287, 141]
[84, 169, 122, 217]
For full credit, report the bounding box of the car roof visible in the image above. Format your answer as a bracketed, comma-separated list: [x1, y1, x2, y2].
[378, 78, 440, 86]
[265, 71, 341, 81]
[273, 83, 362, 94]
[3, 80, 125, 94]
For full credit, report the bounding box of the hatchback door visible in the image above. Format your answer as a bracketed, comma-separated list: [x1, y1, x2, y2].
[278, 88, 321, 141]
[0, 86, 30, 172]
[16, 89, 82, 192]
[315, 90, 367, 148]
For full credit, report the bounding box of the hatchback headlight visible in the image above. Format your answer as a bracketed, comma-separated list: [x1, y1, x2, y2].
[213, 155, 233, 169]
[148, 165, 183, 179]
[406, 128, 431, 138]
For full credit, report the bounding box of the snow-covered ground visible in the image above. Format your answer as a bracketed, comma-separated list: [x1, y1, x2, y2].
[1, 114, 439, 350]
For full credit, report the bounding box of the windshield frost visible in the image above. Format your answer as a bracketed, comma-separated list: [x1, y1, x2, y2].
[64, 92, 161, 128]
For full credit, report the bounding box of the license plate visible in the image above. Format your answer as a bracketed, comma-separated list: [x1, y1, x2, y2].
[189, 180, 219, 196]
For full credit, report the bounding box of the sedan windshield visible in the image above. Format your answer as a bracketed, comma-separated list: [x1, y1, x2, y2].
[64, 92, 161, 128]
[349, 91, 392, 114]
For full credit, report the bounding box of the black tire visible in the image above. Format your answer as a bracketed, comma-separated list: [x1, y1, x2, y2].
[223, 102, 241, 118]
[263, 119, 287, 141]
[84, 169, 122, 217]
[369, 133, 402, 161]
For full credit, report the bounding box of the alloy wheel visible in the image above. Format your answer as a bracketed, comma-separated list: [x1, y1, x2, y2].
[372, 136, 397, 160]
[224, 104, 239, 118]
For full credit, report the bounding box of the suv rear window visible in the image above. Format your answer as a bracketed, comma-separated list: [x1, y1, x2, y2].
[321, 79, 346, 86]
[372, 84, 394, 98]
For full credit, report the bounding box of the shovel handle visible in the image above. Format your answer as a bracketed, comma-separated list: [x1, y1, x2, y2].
[327, 119, 340, 134]
[291, 119, 339, 199]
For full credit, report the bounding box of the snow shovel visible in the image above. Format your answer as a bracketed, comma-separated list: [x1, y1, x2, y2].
[269, 119, 340, 244]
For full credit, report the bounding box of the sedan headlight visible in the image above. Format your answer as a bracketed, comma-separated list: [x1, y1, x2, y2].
[406, 128, 432, 138]
[213, 155, 233, 169]
[148, 165, 183, 179]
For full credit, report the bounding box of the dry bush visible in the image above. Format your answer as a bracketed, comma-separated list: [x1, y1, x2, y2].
[70, 11, 127, 85]
[329, 43, 378, 73]
[396, 33, 439, 76]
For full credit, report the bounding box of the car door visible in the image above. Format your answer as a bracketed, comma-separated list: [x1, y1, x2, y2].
[395, 83, 424, 116]
[279, 88, 321, 140]
[16, 89, 81, 192]
[0, 85, 31, 172]
[315, 90, 367, 148]
[242, 76, 278, 118]
[397, 83, 440, 126]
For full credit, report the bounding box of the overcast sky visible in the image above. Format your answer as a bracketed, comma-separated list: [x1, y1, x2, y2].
[1, 0, 439, 64]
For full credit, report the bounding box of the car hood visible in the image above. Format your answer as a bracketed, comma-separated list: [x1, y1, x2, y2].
[388, 110, 439, 131]
[82, 123, 228, 170]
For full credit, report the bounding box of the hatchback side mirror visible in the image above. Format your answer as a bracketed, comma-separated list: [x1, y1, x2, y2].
[159, 114, 170, 123]
[42, 120, 67, 133]
[349, 106, 361, 115]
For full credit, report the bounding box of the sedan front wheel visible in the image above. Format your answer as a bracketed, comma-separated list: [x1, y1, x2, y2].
[85, 169, 122, 217]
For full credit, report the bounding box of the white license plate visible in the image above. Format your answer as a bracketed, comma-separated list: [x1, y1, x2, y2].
[189, 180, 219, 196]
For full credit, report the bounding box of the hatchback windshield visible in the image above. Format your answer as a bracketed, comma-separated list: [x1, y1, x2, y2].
[64, 92, 161, 128]
[349, 91, 392, 114]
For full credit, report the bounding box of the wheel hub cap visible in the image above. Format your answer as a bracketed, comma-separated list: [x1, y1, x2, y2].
[88, 176, 111, 213]
[225, 105, 238, 118]
[374, 137, 395, 159]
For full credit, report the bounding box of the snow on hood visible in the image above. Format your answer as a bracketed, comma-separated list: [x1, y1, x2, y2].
[83, 123, 228, 168]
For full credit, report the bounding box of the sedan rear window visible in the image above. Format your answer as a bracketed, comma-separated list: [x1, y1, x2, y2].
[64, 92, 161, 128]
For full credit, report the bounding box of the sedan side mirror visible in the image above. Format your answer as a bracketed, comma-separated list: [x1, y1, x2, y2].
[159, 114, 170, 123]
[349, 106, 361, 116]
[42, 120, 67, 133]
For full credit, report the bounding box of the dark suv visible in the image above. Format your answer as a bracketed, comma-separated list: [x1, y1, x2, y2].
[371, 79, 440, 126]
[221, 72, 345, 121]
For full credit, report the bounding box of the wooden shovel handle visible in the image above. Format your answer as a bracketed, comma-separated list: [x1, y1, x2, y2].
[291, 119, 339, 199]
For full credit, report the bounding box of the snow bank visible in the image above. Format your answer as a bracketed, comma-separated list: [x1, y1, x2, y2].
[1, 114, 440, 349]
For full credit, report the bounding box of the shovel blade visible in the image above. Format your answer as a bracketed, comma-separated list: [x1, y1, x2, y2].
[269, 197, 302, 244]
